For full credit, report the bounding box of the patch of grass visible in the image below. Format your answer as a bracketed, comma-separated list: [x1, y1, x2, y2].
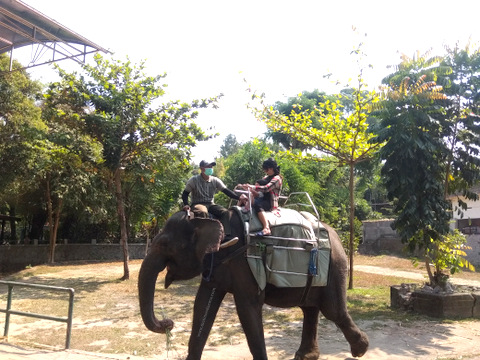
[355, 254, 422, 270]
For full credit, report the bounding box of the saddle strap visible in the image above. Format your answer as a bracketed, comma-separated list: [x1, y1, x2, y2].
[300, 275, 314, 306]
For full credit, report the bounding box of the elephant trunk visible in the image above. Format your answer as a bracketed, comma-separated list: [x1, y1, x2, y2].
[138, 252, 174, 333]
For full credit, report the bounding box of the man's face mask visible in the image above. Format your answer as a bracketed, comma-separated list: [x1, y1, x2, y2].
[204, 168, 214, 176]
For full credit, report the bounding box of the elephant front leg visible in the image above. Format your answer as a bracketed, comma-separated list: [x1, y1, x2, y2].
[294, 307, 320, 360]
[233, 292, 268, 360]
[187, 284, 226, 360]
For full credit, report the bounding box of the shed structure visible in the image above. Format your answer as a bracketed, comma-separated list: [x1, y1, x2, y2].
[0, 0, 108, 72]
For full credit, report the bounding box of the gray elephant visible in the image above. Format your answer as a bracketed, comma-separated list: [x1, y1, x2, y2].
[138, 209, 368, 360]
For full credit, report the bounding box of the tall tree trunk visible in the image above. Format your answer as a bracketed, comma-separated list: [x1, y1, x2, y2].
[114, 167, 130, 280]
[47, 202, 63, 264]
[46, 175, 55, 264]
[348, 163, 355, 290]
[49, 199, 63, 263]
[46, 175, 63, 264]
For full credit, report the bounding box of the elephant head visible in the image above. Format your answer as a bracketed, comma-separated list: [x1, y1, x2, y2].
[138, 211, 224, 333]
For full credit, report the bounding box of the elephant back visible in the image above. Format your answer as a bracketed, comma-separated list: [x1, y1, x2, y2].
[239, 207, 331, 290]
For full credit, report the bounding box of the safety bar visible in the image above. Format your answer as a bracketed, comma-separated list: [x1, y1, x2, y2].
[231, 186, 254, 215]
[282, 192, 323, 239]
[0, 280, 75, 349]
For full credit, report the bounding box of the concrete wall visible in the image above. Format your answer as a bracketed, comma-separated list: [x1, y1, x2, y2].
[360, 219, 407, 255]
[360, 219, 480, 267]
[465, 235, 480, 268]
[0, 243, 148, 273]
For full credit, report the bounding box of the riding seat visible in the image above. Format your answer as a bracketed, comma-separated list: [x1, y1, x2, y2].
[232, 206, 331, 290]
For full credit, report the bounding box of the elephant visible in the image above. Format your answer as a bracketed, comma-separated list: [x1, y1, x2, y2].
[138, 209, 368, 360]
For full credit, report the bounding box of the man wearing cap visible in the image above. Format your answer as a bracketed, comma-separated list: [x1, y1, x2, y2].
[182, 160, 246, 248]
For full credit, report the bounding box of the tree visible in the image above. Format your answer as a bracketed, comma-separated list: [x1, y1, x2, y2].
[39, 95, 103, 262]
[372, 49, 477, 286]
[251, 45, 383, 289]
[438, 43, 480, 202]
[220, 134, 241, 158]
[47, 54, 220, 279]
[373, 74, 449, 248]
[267, 89, 330, 150]
[222, 139, 276, 189]
[0, 54, 43, 242]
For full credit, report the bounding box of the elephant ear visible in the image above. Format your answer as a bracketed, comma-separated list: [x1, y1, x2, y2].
[190, 218, 224, 259]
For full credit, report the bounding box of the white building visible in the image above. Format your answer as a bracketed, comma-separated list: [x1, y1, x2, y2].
[447, 186, 480, 266]
[449, 186, 480, 235]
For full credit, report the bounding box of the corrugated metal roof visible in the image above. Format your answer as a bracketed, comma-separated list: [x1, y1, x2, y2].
[0, 0, 108, 71]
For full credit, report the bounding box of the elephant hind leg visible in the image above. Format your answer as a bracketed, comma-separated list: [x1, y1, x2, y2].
[294, 307, 320, 360]
[349, 330, 369, 358]
[328, 314, 369, 358]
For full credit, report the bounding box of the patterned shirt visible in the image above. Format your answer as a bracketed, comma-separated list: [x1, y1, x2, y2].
[184, 175, 226, 205]
[254, 174, 282, 210]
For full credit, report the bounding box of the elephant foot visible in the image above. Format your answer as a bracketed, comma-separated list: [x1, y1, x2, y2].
[294, 349, 320, 360]
[350, 331, 369, 358]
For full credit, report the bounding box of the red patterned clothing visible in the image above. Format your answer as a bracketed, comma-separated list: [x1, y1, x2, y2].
[254, 174, 282, 210]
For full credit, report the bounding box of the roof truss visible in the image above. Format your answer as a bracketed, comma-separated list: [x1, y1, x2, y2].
[0, 0, 108, 72]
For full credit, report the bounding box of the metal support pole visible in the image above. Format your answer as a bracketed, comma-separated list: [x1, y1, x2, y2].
[65, 288, 74, 349]
[4, 284, 13, 337]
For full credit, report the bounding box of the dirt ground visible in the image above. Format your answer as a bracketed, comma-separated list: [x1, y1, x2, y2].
[2, 261, 480, 360]
[2, 318, 480, 360]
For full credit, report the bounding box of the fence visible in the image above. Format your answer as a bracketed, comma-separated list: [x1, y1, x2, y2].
[0, 280, 75, 349]
[0, 243, 148, 273]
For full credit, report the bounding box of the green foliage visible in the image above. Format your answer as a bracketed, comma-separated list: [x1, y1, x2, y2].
[47, 55, 217, 172]
[250, 39, 384, 288]
[219, 138, 353, 224]
[42, 54, 220, 254]
[268, 89, 331, 150]
[437, 44, 480, 201]
[220, 134, 241, 158]
[222, 139, 275, 189]
[339, 217, 363, 255]
[372, 48, 480, 286]
[355, 198, 374, 221]
[0, 55, 47, 242]
[0, 54, 43, 197]
[426, 230, 475, 281]
[373, 73, 451, 251]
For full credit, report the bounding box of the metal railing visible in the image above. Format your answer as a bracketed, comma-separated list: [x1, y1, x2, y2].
[0, 280, 75, 349]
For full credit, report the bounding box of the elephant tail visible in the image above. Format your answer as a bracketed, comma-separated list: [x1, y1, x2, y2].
[138, 252, 174, 333]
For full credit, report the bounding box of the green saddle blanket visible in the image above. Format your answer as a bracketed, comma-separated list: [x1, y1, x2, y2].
[233, 207, 331, 290]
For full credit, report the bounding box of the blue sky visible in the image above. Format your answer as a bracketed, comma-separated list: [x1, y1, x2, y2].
[16, 0, 480, 163]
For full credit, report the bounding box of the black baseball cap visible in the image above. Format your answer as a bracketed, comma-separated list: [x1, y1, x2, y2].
[199, 160, 216, 168]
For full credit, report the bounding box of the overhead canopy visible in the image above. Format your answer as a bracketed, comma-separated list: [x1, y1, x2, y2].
[0, 0, 108, 72]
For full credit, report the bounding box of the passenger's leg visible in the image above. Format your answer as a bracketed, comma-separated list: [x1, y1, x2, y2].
[253, 200, 271, 236]
[256, 211, 271, 235]
[208, 204, 238, 248]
